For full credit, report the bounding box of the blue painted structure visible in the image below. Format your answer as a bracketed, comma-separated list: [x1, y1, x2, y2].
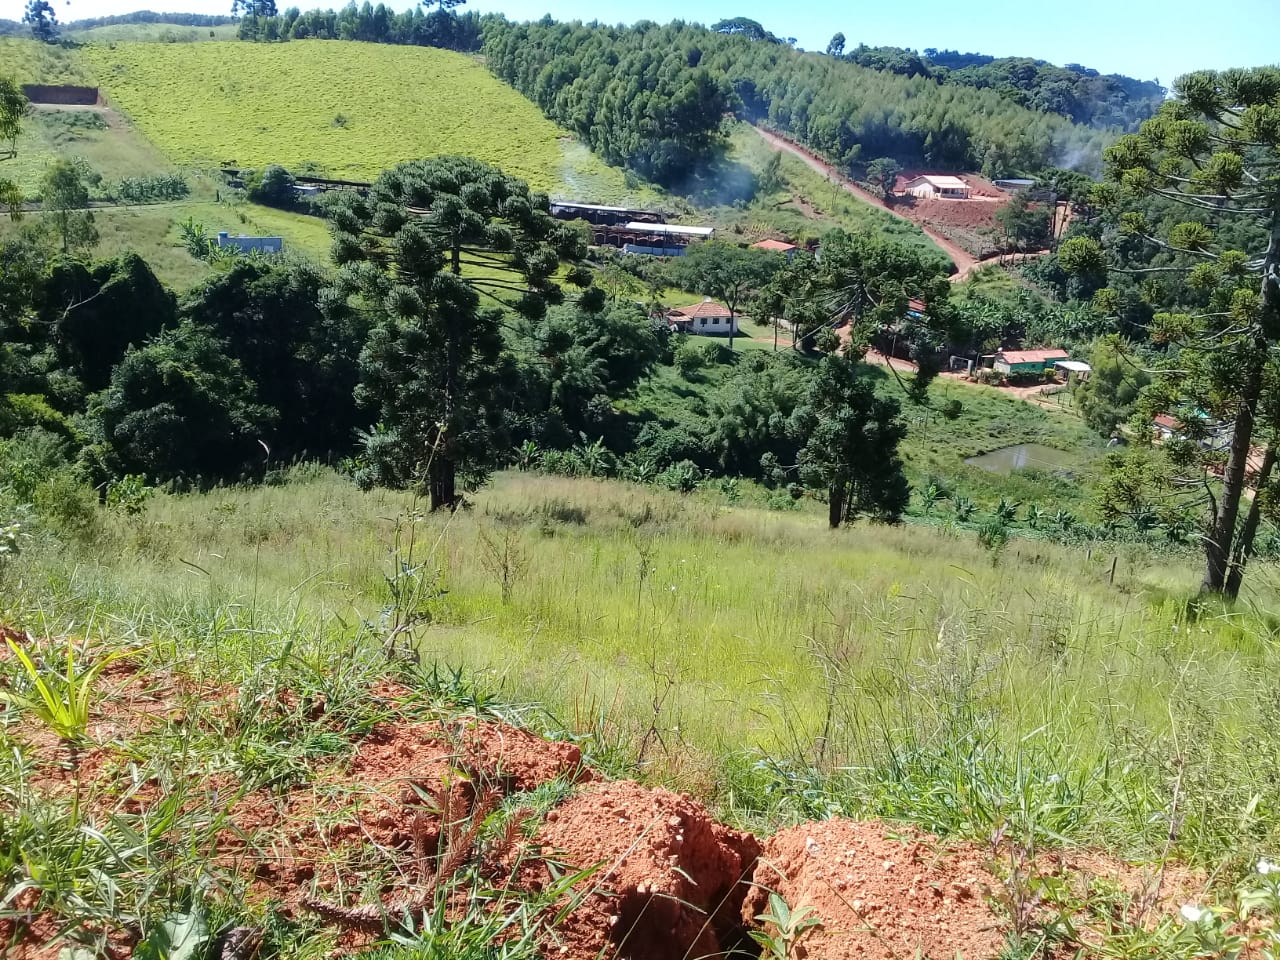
[216, 231, 284, 254]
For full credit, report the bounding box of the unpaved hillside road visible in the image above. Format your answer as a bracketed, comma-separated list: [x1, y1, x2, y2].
[751, 126, 983, 279]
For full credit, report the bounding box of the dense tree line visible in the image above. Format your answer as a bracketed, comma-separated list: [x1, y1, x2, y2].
[239, 2, 482, 49]
[483, 18, 1110, 180]
[833, 44, 1166, 131]
[63, 11, 238, 29]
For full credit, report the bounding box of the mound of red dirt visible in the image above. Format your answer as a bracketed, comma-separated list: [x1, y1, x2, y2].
[515, 780, 761, 960]
[745, 820, 1006, 960]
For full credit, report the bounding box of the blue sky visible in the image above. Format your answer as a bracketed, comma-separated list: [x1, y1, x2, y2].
[5, 0, 1276, 86]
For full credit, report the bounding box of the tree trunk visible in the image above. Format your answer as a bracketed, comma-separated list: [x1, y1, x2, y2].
[828, 483, 844, 529]
[1202, 345, 1264, 593]
[1224, 442, 1277, 599]
[429, 456, 457, 513]
[729, 308, 735, 351]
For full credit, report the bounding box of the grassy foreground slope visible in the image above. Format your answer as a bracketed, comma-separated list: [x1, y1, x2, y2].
[8, 468, 1280, 864]
[81, 40, 650, 199]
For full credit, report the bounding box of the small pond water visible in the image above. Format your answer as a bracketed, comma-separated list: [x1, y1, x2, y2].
[964, 443, 1079, 475]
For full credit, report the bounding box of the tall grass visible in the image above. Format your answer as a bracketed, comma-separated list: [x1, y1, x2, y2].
[8, 469, 1280, 868]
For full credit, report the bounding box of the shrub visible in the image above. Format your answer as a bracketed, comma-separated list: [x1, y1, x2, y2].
[32, 472, 101, 544]
[657, 460, 701, 492]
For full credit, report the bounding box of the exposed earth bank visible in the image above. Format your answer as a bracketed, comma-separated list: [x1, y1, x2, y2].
[0, 652, 1200, 960]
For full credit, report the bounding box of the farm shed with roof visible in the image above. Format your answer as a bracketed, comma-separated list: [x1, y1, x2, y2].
[903, 175, 971, 200]
[993, 348, 1069, 376]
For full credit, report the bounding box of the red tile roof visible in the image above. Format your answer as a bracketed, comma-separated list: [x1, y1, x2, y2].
[668, 298, 733, 320]
[1153, 414, 1182, 431]
[997, 348, 1069, 364]
[751, 239, 798, 252]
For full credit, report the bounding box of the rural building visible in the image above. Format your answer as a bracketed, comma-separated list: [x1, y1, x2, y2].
[992, 348, 1069, 376]
[216, 232, 284, 255]
[621, 222, 715, 257]
[667, 298, 739, 335]
[994, 178, 1037, 192]
[751, 238, 799, 261]
[549, 201, 663, 226]
[902, 175, 971, 200]
[1153, 414, 1183, 441]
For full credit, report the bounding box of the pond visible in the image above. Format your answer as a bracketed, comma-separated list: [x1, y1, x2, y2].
[964, 443, 1080, 475]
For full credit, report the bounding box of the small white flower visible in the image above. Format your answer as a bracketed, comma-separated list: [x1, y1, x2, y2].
[669, 584, 677, 592]
[1180, 904, 1207, 924]
[1047, 774, 1062, 785]
[1259, 858, 1279, 875]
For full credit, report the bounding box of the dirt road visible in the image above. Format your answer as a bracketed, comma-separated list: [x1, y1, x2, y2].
[752, 126, 986, 279]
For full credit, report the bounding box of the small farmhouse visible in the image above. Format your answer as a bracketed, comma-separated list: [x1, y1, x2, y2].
[992, 348, 1069, 376]
[667, 298, 739, 335]
[750, 238, 799, 261]
[216, 232, 284, 254]
[903, 175, 971, 200]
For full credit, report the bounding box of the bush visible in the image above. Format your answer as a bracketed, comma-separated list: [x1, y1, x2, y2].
[246, 165, 297, 208]
[32, 471, 101, 543]
[673, 339, 705, 377]
[657, 460, 701, 492]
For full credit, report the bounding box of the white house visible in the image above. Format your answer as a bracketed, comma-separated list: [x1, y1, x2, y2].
[902, 175, 971, 200]
[667, 298, 739, 335]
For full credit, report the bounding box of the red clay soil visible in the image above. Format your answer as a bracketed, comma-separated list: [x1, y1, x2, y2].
[513, 780, 761, 960]
[0, 625, 1208, 960]
[747, 820, 1006, 960]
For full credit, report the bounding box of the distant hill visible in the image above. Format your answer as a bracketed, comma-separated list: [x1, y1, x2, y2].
[838, 44, 1167, 130]
[485, 18, 1112, 179]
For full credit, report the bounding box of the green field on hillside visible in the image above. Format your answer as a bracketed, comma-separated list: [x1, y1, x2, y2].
[0, 37, 97, 84]
[5, 104, 176, 198]
[5, 467, 1278, 867]
[80, 40, 654, 201]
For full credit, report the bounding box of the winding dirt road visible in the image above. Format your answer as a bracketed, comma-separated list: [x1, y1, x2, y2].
[752, 126, 987, 279]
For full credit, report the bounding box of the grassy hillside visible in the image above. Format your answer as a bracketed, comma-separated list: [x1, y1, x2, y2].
[5, 105, 174, 198]
[0, 37, 96, 84]
[6, 467, 1279, 867]
[81, 40, 653, 201]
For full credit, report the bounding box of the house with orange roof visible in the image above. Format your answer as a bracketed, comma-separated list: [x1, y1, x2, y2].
[666, 298, 739, 336]
[992, 347, 1069, 377]
[750, 238, 799, 261]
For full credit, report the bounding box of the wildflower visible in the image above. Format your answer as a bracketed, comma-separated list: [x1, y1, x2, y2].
[1259, 858, 1279, 875]
[1047, 774, 1062, 785]
[1180, 904, 1207, 924]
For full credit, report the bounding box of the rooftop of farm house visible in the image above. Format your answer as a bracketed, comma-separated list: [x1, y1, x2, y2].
[997, 348, 1070, 363]
[750, 239, 798, 252]
[905, 175, 969, 190]
[668, 298, 733, 319]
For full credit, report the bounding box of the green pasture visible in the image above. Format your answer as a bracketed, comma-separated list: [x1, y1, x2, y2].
[80, 40, 653, 202]
[6, 467, 1280, 866]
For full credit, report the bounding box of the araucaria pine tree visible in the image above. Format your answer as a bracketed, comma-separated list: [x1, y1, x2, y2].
[1075, 67, 1280, 597]
[326, 156, 592, 511]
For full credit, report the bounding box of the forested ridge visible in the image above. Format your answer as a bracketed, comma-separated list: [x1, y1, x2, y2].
[482, 18, 1112, 181]
[834, 43, 1166, 131]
